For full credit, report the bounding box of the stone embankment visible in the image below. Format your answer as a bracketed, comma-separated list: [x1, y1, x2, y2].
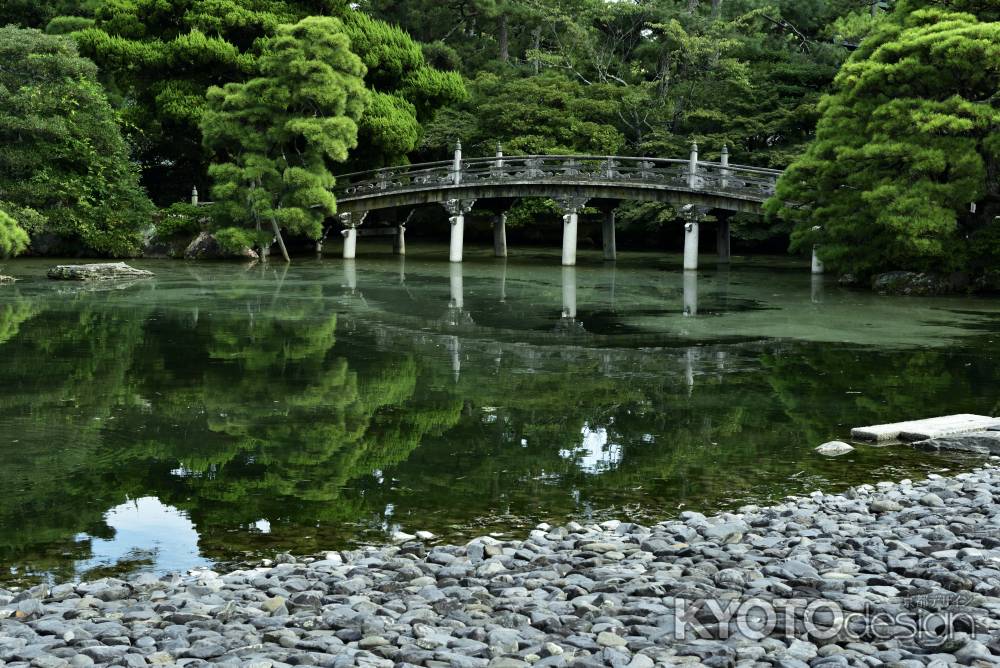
[4, 466, 1000, 667]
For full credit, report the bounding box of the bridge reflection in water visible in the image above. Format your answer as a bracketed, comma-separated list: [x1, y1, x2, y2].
[337, 257, 829, 385]
[329, 143, 813, 272]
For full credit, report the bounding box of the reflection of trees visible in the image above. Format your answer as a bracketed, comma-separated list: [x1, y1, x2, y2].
[2, 271, 999, 582]
[0, 297, 150, 581]
[104, 285, 464, 558]
[762, 347, 1000, 447]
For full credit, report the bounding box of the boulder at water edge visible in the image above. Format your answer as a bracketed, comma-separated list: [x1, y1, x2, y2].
[47, 263, 154, 281]
[815, 440, 854, 456]
[184, 232, 258, 260]
[0, 275, 15, 284]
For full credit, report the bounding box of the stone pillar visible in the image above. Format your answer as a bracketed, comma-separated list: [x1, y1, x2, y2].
[443, 199, 475, 263]
[601, 207, 617, 261]
[556, 196, 589, 267]
[561, 266, 577, 319]
[191, 186, 199, 206]
[688, 142, 699, 189]
[342, 228, 357, 259]
[811, 245, 824, 275]
[717, 217, 731, 264]
[683, 270, 698, 316]
[449, 262, 464, 310]
[493, 212, 508, 258]
[720, 144, 730, 190]
[453, 140, 463, 185]
[338, 211, 367, 260]
[684, 221, 699, 271]
[393, 224, 406, 255]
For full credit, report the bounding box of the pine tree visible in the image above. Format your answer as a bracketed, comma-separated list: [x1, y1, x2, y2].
[767, 6, 1000, 278]
[201, 16, 368, 262]
[0, 209, 29, 258]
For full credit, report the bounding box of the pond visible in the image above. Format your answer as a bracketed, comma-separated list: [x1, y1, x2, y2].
[1, 245, 999, 585]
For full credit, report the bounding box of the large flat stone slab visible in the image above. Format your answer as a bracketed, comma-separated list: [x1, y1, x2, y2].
[851, 414, 998, 442]
[913, 431, 1000, 455]
[47, 262, 153, 281]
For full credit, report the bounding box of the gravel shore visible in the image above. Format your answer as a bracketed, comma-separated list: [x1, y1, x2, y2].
[4, 464, 1000, 667]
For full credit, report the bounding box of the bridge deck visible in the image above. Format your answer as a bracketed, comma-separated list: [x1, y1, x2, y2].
[333, 154, 779, 214]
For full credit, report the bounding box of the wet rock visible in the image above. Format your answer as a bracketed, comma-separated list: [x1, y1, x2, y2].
[47, 263, 154, 281]
[872, 271, 955, 296]
[184, 232, 258, 261]
[915, 431, 1000, 455]
[0, 275, 16, 284]
[815, 441, 854, 456]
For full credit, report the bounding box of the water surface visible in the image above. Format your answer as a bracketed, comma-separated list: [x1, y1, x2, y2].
[2, 246, 999, 584]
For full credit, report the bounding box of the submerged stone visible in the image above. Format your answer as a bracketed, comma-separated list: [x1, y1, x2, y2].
[47, 262, 153, 281]
[815, 441, 854, 456]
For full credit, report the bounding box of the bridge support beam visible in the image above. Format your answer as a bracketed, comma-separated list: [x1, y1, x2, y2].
[449, 262, 464, 309]
[493, 213, 507, 257]
[339, 211, 367, 260]
[684, 221, 699, 271]
[601, 207, 617, 261]
[443, 199, 475, 263]
[562, 266, 577, 319]
[717, 217, 731, 264]
[393, 224, 406, 255]
[557, 197, 589, 266]
[683, 270, 698, 316]
[811, 245, 824, 274]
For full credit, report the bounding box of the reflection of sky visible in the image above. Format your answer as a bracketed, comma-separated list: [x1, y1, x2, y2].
[75, 497, 210, 577]
[560, 424, 622, 474]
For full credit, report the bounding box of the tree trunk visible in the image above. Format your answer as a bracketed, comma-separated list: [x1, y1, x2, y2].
[498, 14, 509, 63]
[871, 0, 878, 17]
[531, 26, 541, 74]
[687, 0, 699, 13]
[711, 0, 722, 18]
[269, 216, 291, 263]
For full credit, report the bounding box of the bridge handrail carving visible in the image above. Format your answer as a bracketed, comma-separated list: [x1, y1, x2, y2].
[333, 154, 781, 202]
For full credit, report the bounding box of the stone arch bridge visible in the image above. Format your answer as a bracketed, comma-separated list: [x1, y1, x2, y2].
[332, 143, 783, 270]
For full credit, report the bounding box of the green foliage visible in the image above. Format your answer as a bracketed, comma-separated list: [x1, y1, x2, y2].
[0, 27, 153, 256]
[201, 16, 368, 243]
[768, 6, 1000, 277]
[0, 0, 95, 29]
[213, 226, 262, 253]
[45, 16, 97, 35]
[65, 0, 464, 203]
[155, 203, 214, 238]
[0, 209, 30, 258]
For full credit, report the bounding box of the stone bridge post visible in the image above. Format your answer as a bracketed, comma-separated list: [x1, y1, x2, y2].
[557, 196, 590, 266]
[339, 211, 367, 260]
[562, 266, 577, 319]
[443, 199, 476, 263]
[688, 142, 699, 189]
[452, 140, 463, 185]
[811, 226, 824, 274]
[598, 202, 619, 261]
[682, 205, 709, 271]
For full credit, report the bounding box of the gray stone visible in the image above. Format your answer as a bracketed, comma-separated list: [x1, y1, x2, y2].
[47, 263, 154, 281]
[183, 232, 258, 261]
[815, 441, 854, 456]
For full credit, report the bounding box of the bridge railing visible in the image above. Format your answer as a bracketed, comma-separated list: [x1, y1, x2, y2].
[333, 154, 780, 201]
